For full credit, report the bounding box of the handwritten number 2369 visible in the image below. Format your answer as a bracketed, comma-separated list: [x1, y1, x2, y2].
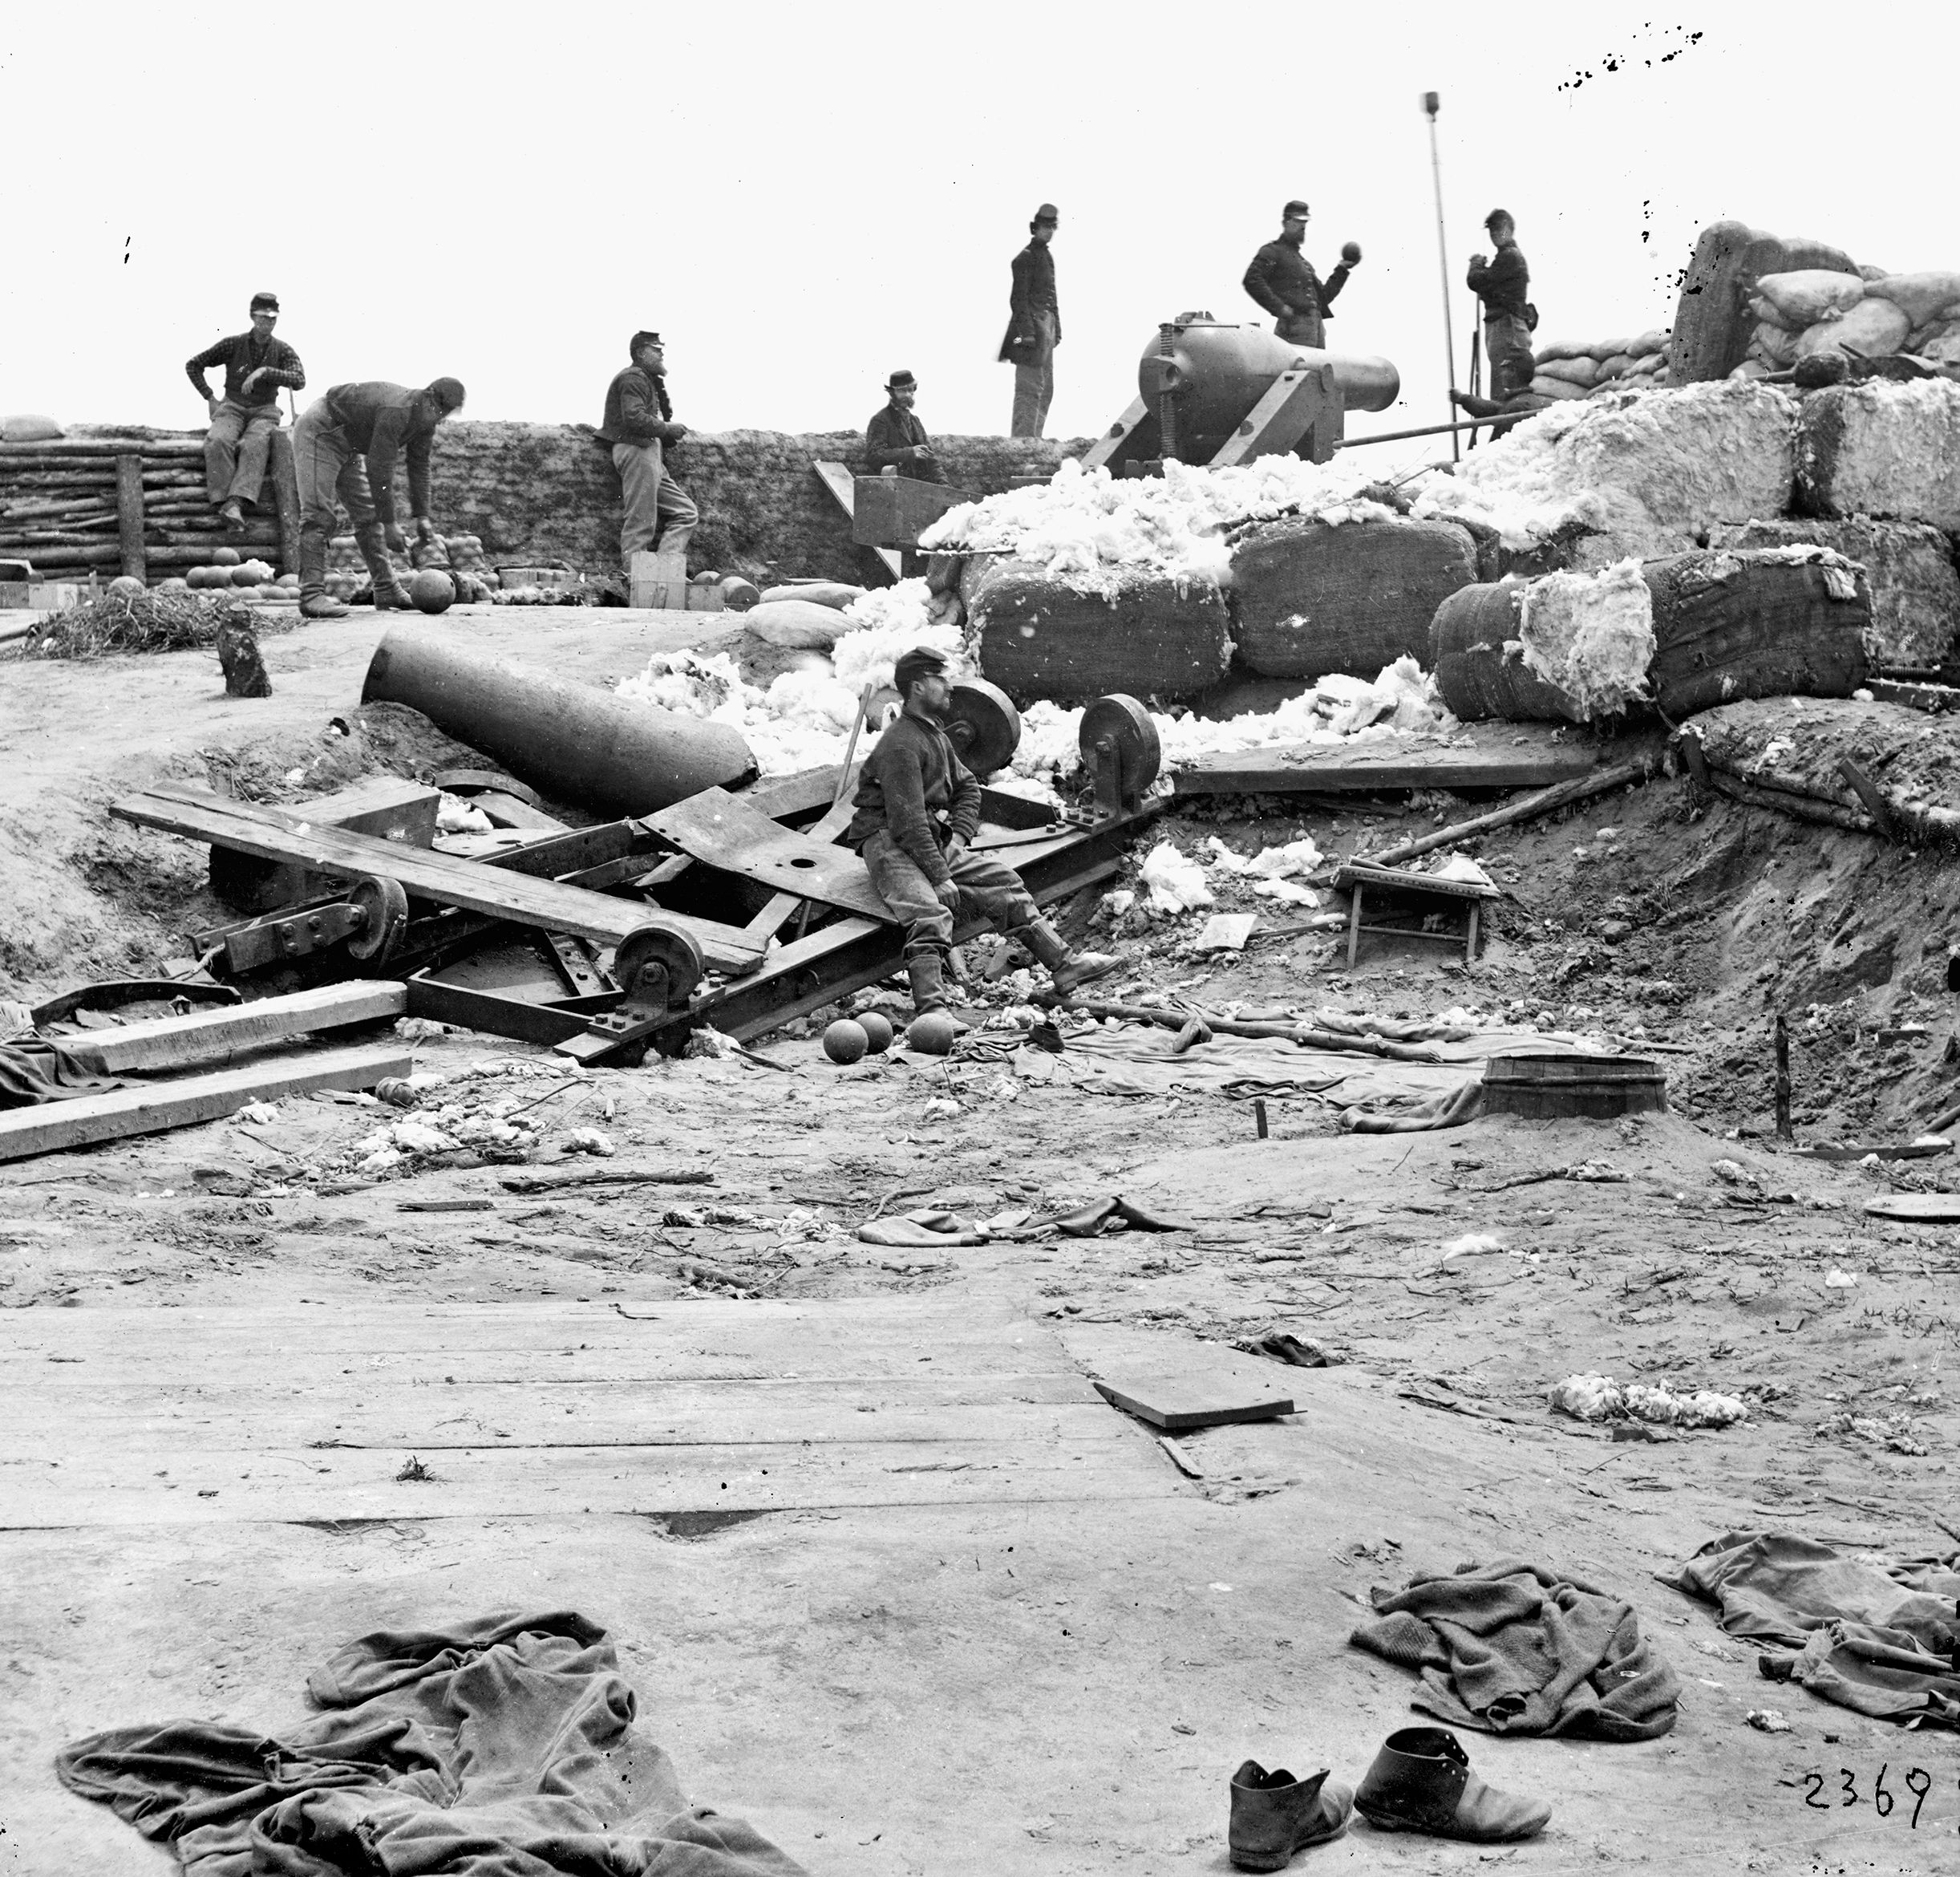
[1801, 1766, 1938, 1828]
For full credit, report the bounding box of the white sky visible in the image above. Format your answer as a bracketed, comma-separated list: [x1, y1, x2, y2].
[4, 2, 1950, 453]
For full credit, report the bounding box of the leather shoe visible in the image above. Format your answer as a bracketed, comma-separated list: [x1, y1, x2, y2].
[1229, 1761, 1352, 1870]
[1354, 1726, 1549, 1842]
[299, 594, 350, 620]
[374, 586, 419, 610]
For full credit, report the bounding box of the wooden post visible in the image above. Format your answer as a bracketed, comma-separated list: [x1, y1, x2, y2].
[114, 453, 145, 582]
[269, 428, 302, 578]
[1774, 1011, 1793, 1140]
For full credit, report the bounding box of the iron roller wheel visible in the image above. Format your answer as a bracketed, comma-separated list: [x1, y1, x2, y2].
[613, 922, 705, 1008]
[942, 679, 1023, 776]
[1078, 694, 1161, 792]
[345, 875, 410, 963]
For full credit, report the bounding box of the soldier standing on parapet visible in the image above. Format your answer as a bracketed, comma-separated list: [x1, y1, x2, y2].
[1466, 209, 1537, 402]
[1000, 205, 1061, 438]
[597, 330, 699, 578]
[1242, 200, 1358, 348]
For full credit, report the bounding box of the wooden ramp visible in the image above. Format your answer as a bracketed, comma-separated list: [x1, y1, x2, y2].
[0, 1295, 1182, 1528]
[812, 460, 902, 578]
[1171, 725, 1599, 797]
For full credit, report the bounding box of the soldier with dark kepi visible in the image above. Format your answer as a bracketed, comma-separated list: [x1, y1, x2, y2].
[999, 204, 1061, 438]
[1242, 199, 1359, 348]
[865, 370, 946, 484]
[597, 330, 699, 576]
[291, 378, 466, 620]
[1466, 209, 1536, 402]
[184, 291, 306, 531]
[848, 645, 1121, 1023]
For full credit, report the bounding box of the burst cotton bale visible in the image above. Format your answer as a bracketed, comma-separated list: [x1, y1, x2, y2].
[1796, 379, 1960, 530]
[1712, 517, 1960, 667]
[1517, 559, 1657, 718]
[1642, 546, 1870, 718]
[1229, 517, 1477, 680]
[1429, 583, 1586, 724]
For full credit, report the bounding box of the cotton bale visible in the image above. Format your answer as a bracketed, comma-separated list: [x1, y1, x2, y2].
[1641, 547, 1870, 719]
[1793, 298, 1912, 363]
[1865, 271, 1960, 327]
[1712, 517, 1960, 667]
[744, 598, 855, 649]
[1229, 517, 1477, 681]
[1670, 220, 1861, 383]
[1428, 584, 1586, 724]
[973, 558, 1232, 705]
[1795, 379, 1960, 530]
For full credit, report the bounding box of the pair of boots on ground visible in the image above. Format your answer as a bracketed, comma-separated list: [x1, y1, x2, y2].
[300, 577, 417, 621]
[904, 914, 1117, 1019]
[1230, 1726, 1551, 1870]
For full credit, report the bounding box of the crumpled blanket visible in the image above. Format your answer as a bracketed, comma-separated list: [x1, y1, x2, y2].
[56, 1609, 808, 1876]
[1668, 1530, 1960, 1729]
[0, 1038, 119, 1109]
[1349, 1558, 1680, 1740]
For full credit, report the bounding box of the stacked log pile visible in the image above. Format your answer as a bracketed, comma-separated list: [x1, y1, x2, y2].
[0, 431, 293, 584]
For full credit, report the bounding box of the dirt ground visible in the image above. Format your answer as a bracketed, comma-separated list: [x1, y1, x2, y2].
[3, 610, 1959, 1876]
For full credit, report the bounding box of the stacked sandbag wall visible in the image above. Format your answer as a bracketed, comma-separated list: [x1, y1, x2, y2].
[1227, 518, 1478, 679]
[1737, 270, 1960, 379]
[1528, 328, 1671, 403]
[1711, 518, 1960, 668]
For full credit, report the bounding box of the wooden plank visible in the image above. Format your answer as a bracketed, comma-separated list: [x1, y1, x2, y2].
[1172, 733, 1599, 797]
[55, 980, 404, 1076]
[111, 787, 767, 973]
[0, 1043, 412, 1165]
[114, 453, 145, 582]
[812, 460, 902, 578]
[1865, 1194, 1960, 1222]
[0, 1433, 1177, 1527]
[268, 427, 301, 576]
[1092, 1368, 1294, 1432]
[645, 786, 892, 922]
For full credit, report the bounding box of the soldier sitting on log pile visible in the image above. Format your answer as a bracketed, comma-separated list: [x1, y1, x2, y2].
[184, 291, 306, 533]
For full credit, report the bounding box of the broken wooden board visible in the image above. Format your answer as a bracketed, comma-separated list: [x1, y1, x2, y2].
[54, 980, 404, 1076]
[210, 775, 441, 913]
[111, 786, 767, 975]
[0, 1042, 412, 1164]
[1087, 1345, 1295, 1432]
[812, 460, 902, 578]
[1171, 730, 1598, 797]
[1865, 1194, 1960, 1222]
[645, 786, 891, 922]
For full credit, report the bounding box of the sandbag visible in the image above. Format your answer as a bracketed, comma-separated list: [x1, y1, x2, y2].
[1712, 517, 1960, 668]
[1535, 355, 1601, 389]
[1596, 353, 1635, 381]
[1670, 221, 1861, 384]
[1795, 379, 1960, 530]
[1793, 298, 1912, 363]
[1529, 375, 1591, 400]
[758, 581, 865, 610]
[743, 598, 854, 648]
[1626, 330, 1670, 359]
[1429, 584, 1585, 723]
[1749, 322, 1801, 368]
[1921, 330, 1960, 367]
[1, 414, 63, 443]
[1533, 339, 1591, 364]
[1229, 518, 1477, 680]
[1641, 548, 1870, 719]
[1865, 271, 1960, 327]
[973, 560, 1232, 704]
[1754, 270, 1867, 328]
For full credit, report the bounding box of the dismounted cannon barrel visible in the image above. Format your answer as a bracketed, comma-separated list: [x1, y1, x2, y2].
[362, 626, 756, 817]
[1137, 318, 1399, 463]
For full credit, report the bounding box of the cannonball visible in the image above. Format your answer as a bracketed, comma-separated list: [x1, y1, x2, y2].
[823, 1018, 869, 1064]
[185, 566, 216, 588]
[212, 546, 241, 567]
[157, 576, 188, 591]
[718, 576, 761, 612]
[856, 1010, 895, 1054]
[410, 570, 456, 614]
[907, 1010, 958, 1056]
[107, 574, 145, 598]
[1342, 241, 1363, 265]
[229, 564, 260, 586]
